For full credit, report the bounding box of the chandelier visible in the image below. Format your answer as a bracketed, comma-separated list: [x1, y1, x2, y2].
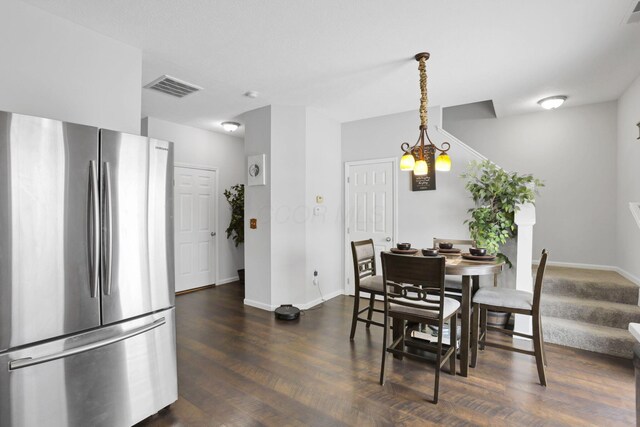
[399, 52, 451, 176]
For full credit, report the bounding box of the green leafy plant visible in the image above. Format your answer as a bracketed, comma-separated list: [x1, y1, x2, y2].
[224, 184, 244, 247]
[461, 160, 543, 265]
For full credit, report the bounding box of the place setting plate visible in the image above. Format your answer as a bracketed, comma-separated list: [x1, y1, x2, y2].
[461, 253, 496, 261]
[390, 248, 419, 255]
[438, 248, 461, 254]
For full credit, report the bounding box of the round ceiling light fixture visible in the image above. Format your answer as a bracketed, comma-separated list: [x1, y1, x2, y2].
[538, 96, 567, 110]
[221, 121, 241, 132]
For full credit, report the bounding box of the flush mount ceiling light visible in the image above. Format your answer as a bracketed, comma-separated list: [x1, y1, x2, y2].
[538, 96, 567, 110]
[399, 52, 451, 176]
[221, 121, 241, 132]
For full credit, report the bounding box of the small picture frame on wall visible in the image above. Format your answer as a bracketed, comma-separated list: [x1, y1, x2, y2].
[247, 154, 266, 186]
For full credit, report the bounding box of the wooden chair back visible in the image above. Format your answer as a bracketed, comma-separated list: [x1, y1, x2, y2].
[532, 249, 549, 316]
[351, 239, 376, 290]
[381, 253, 446, 321]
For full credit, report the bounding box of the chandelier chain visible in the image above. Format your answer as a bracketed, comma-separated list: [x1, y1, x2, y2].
[419, 56, 428, 127]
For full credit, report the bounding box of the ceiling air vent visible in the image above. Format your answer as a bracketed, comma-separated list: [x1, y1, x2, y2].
[624, 1, 640, 24]
[144, 75, 203, 98]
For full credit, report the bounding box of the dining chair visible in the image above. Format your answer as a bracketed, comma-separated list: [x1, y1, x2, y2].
[470, 249, 549, 386]
[380, 252, 460, 404]
[432, 238, 477, 298]
[349, 239, 386, 341]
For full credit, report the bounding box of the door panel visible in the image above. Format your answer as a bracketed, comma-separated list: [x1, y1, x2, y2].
[100, 130, 174, 325]
[174, 167, 217, 292]
[0, 112, 100, 352]
[346, 160, 395, 295]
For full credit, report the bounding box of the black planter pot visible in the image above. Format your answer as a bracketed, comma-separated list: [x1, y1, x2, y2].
[238, 268, 245, 284]
[487, 311, 510, 329]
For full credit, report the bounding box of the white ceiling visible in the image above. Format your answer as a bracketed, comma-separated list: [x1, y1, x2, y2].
[21, 0, 640, 134]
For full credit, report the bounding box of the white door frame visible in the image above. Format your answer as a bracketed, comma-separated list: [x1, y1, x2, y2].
[343, 157, 398, 295]
[174, 162, 219, 288]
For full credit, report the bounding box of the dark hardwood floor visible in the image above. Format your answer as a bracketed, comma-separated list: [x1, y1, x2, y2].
[138, 284, 635, 426]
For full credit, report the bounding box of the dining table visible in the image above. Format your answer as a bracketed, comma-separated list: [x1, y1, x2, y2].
[390, 251, 504, 377]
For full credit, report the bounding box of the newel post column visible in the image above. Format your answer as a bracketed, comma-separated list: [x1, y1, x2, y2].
[514, 202, 536, 340]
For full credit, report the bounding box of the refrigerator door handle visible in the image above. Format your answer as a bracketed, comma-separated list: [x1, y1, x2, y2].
[89, 160, 100, 298]
[8, 317, 166, 371]
[103, 161, 113, 295]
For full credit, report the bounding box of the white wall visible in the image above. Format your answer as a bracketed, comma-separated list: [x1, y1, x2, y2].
[142, 117, 246, 284]
[242, 106, 273, 308]
[443, 101, 618, 267]
[242, 105, 343, 310]
[342, 108, 479, 253]
[270, 106, 308, 307]
[617, 75, 640, 283]
[305, 109, 343, 304]
[0, 0, 141, 133]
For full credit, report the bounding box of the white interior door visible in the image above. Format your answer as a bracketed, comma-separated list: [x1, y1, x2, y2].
[174, 166, 217, 292]
[345, 159, 396, 295]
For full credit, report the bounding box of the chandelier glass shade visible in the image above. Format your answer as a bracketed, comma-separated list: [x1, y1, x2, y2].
[399, 52, 451, 176]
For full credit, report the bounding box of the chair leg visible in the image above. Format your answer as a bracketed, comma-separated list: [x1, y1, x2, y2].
[540, 319, 548, 366]
[450, 314, 457, 375]
[349, 291, 360, 341]
[480, 307, 487, 350]
[434, 334, 442, 404]
[366, 293, 375, 329]
[532, 314, 547, 386]
[379, 313, 388, 385]
[471, 304, 479, 368]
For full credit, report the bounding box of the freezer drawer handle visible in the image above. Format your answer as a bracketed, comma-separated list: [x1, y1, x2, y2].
[8, 317, 166, 371]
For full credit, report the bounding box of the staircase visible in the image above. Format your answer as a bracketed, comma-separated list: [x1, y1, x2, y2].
[541, 266, 640, 359]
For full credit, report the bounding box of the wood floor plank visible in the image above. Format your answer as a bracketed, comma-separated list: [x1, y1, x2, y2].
[137, 285, 635, 427]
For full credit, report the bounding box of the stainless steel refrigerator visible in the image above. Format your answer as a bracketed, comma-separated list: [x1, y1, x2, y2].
[0, 111, 177, 427]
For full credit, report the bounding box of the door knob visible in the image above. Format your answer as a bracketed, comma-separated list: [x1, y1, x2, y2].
[385, 237, 391, 242]
[211, 232, 216, 237]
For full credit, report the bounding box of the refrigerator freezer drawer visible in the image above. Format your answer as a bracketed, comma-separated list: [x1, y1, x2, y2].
[0, 308, 177, 427]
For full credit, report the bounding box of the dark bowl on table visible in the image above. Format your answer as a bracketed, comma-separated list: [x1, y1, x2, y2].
[469, 247, 487, 256]
[396, 242, 412, 250]
[422, 248, 439, 257]
[438, 242, 453, 250]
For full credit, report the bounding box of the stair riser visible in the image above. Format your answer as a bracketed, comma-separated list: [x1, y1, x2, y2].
[543, 279, 639, 305]
[542, 323, 634, 359]
[541, 301, 640, 329]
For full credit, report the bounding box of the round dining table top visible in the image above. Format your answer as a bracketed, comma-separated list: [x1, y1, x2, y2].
[393, 250, 505, 276]
[442, 256, 504, 276]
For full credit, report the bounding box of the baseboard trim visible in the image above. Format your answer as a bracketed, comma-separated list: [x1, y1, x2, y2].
[176, 284, 214, 296]
[217, 276, 240, 286]
[243, 299, 275, 311]
[244, 289, 347, 312]
[299, 289, 345, 310]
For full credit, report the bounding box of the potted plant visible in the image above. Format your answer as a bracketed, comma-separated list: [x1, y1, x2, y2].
[462, 160, 543, 328]
[224, 184, 245, 283]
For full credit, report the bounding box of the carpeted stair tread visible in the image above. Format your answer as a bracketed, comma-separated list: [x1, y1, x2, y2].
[541, 294, 640, 329]
[542, 316, 635, 359]
[543, 275, 639, 304]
